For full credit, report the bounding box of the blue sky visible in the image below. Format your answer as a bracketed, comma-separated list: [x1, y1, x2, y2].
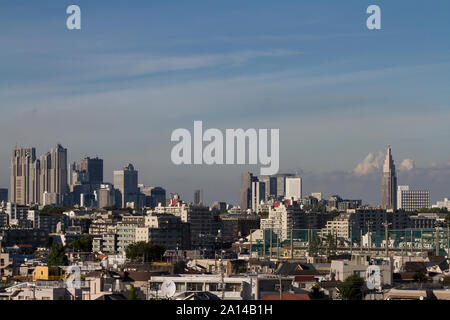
[1, 1, 450, 205]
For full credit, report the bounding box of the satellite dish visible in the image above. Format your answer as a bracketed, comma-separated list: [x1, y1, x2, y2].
[161, 280, 176, 298]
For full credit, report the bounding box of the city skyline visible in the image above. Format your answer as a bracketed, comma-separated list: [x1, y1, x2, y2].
[3, 142, 448, 208]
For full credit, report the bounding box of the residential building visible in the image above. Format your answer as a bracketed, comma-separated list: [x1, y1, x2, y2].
[397, 186, 430, 211]
[135, 213, 190, 250]
[0, 229, 48, 249]
[220, 214, 260, 243]
[330, 254, 393, 287]
[5, 202, 31, 228]
[433, 198, 450, 210]
[153, 203, 219, 248]
[409, 213, 440, 229]
[116, 216, 145, 252]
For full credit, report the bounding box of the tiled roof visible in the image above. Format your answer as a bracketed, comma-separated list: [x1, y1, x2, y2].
[261, 293, 311, 300]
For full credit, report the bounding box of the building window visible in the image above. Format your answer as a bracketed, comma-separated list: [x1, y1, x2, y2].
[208, 283, 219, 291]
[186, 283, 203, 291]
[225, 283, 241, 292]
[175, 283, 185, 292]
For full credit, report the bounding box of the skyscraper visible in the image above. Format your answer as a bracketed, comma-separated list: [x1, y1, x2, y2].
[113, 163, 139, 208]
[275, 173, 295, 199]
[194, 189, 203, 205]
[10, 144, 68, 206]
[251, 181, 266, 212]
[49, 144, 68, 199]
[81, 156, 103, 184]
[10, 146, 36, 205]
[381, 146, 397, 210]
[239, 172, 257, 211]
[285, 176, 302, 200]
[0, 188, 8, 202]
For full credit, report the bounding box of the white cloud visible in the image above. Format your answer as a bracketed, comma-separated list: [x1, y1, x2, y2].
[399, 158, 415, 171]
[353, 152, 384, 176]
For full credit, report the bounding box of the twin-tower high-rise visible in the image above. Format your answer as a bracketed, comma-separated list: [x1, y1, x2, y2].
[10, 144, 68, 206]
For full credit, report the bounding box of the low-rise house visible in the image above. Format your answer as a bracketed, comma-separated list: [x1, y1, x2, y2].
[330, 254, 393, 286]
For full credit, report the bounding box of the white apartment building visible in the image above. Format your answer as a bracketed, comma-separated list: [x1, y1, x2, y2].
[397, 186, 430, 212]
[260, 203, 303, 240]
[324, 214, 350, 239]
[330, 254, 393, 287]
[153, 203, 218, 248]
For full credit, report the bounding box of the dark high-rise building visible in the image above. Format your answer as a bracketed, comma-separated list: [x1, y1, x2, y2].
[0, 188, 8, 202]
[381, 146, 397, 210]
[194, 189, 203, 205]
[151, 187, 166, 207]
[239, 172, 257, 211]
[113, 163, 139, 208]
[81, 157, 103, 184]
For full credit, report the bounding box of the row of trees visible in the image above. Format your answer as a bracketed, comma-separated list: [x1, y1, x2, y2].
[47, 235, 94, 266]
[48, 238, 166, 266]
[125, 242, 165, 263]
[308, 233, 337, 257]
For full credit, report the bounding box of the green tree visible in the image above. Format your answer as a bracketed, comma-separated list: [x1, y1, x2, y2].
[125, 242, 165, 262]
[128, 284, 137, 300]
[308, 233, 321, 257]
[48, 243, 69, 266]
[325, 233, 337, 255]
[68, 235, 94, 252]
[338, 274, 365, 300]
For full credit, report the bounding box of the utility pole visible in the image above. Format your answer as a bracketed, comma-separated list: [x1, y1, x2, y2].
[435, 223, 440, 256]
[349, 225, 353, 255]
[290, 228, 294, 259]
[367, 221, 371, 255]
[360, 229, 363, 253]
[263, 229, 266, 260]
[279, 274, 282, 301]
[410, 229, 413, 256]
[421, 229, 424, 256]
[277, 232, 280, 260]
[250, 230, 253, 259]
[447, 225, 449, 258]
[220, 250, 225, 300]
[269, 227, 273, 260]
[383, 222, 392, 257]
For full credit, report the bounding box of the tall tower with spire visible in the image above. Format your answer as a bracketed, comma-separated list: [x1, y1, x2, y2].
[381, 145, 397, 210]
